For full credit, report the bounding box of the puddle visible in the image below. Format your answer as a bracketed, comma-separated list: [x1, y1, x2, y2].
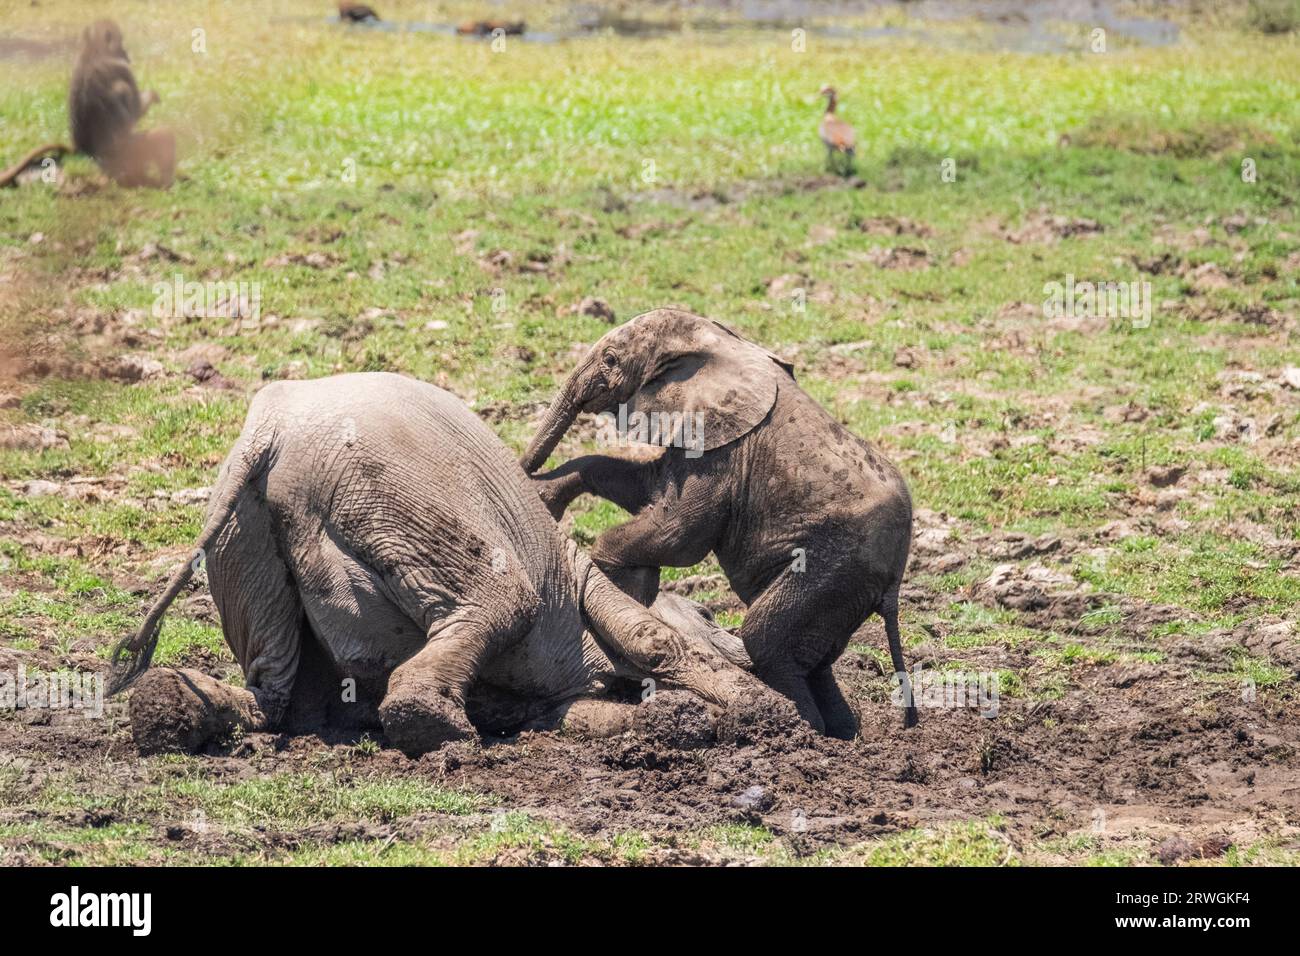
[913, 0, 1180, 50]
[0, 35, 75, 61]
[568, 1, 1179, 49]
[1, 6, 1181, 64]
[270, 1, 1182, 52]
[266, 16, 563, 43]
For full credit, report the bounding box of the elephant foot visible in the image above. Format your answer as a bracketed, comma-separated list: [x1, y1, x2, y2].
[715, 683, 809, 748]
[379, 687, 476, 757]
[129, 667, 266, 756]
[552, 696, 637, 739]
[634, 689, 716, 749]
[531, 469, 585, 520]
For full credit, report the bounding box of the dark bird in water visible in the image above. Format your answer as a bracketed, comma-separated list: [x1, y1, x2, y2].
[338, 3, 380, 23]
[818, 85, 856, 177]
[456, 20, 526, 36]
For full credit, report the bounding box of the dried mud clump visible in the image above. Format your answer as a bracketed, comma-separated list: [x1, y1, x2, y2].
[715, 690, 811, 750]
[633, 690, 716, 749]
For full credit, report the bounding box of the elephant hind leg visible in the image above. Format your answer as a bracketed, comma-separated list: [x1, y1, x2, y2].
[738, 570, 868, 737]
[380, 570, 542, 756]
[808, 666, 857, 740]
[285, 619, 357, 733]
[753, 664, 825, 734]
[206, 492, 305, 728]
[130, 486, 305, 754]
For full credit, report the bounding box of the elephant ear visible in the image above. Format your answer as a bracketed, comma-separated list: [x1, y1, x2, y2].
[627, 319, 794, 453]
[708, 320, 795, 380]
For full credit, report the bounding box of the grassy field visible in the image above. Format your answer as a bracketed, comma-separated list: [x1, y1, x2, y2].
[1, 0, 1298, 866]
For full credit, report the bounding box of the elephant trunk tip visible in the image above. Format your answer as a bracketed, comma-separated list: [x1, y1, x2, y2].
[520, 439, 548, 475]
[522, 391, 581, 474]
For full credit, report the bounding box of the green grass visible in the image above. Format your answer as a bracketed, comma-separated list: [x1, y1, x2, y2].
[152, 617, 230, 667]
[855, 820, 1019, 867]
[0, 822, 171, 866]
[702, 823, 776, 853]
[0, 0, 1297, 866]
[162, 772, 489, 826]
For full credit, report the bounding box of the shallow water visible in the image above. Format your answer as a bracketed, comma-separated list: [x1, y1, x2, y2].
[339, 0, 1176, 50]
[0, 1, 1170, 60]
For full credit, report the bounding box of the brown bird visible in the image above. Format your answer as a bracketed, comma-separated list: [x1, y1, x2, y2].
[338, 3, 380, 22]
[818, 85, 856, 177]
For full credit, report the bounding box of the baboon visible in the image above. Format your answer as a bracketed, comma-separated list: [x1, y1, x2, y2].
[0, 19, 174, 189]
[338, 3, 380, 22]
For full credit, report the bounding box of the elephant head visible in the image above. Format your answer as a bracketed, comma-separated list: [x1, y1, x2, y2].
[522, 309, 794, 472]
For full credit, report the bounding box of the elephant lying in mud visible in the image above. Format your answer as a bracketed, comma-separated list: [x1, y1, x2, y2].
[109, 372, 786, 756]
[523, 309, 916, 737]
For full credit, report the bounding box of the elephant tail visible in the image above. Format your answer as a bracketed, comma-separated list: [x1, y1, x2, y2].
[0, 142, 68, 188]
[107, 437, 271, 696]
[880, 584, 917, 729]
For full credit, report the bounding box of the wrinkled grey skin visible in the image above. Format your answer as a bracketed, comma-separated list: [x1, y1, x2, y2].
[522, 309, 916, 737]
[109, 372, 771, 756]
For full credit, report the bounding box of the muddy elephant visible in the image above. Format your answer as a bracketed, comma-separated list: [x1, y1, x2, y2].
[108, 372, 779, 756]
[522, 309, 916, 737]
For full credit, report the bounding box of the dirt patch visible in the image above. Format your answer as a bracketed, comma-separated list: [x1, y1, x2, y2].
[1067, 116, 1274, 158]
[999, 208, 1103, 244]
[853, 215, 935, 238]
[864, 246, 932, 270]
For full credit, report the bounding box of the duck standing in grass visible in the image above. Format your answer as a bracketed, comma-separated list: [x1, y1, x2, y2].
[338, 3, 380, 22]
[818, 85, 856, 176]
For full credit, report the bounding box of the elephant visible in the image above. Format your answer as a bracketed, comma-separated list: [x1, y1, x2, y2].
[521, 308, 917, 738]
[108, 372, 783, 756]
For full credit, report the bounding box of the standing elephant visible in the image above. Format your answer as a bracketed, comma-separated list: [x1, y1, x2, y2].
[108, 372, 772, 756]
[521, 309, 916, 737]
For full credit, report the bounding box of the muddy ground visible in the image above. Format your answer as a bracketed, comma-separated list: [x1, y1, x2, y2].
[2, 522, 1296, 865]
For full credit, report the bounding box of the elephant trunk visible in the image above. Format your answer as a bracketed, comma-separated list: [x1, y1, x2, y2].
[521, 370, 586, 473]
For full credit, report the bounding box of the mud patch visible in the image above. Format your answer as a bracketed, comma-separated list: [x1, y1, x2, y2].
[633, 691, 717, 749]
[999, 208, 1103, 244]
[1068, 116, 1273, 158]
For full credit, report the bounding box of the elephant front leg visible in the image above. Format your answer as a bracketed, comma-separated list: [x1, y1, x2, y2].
[531, 451, 660, 520]
[591, 506, 718, 607]
[129, 668, 270, 755]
